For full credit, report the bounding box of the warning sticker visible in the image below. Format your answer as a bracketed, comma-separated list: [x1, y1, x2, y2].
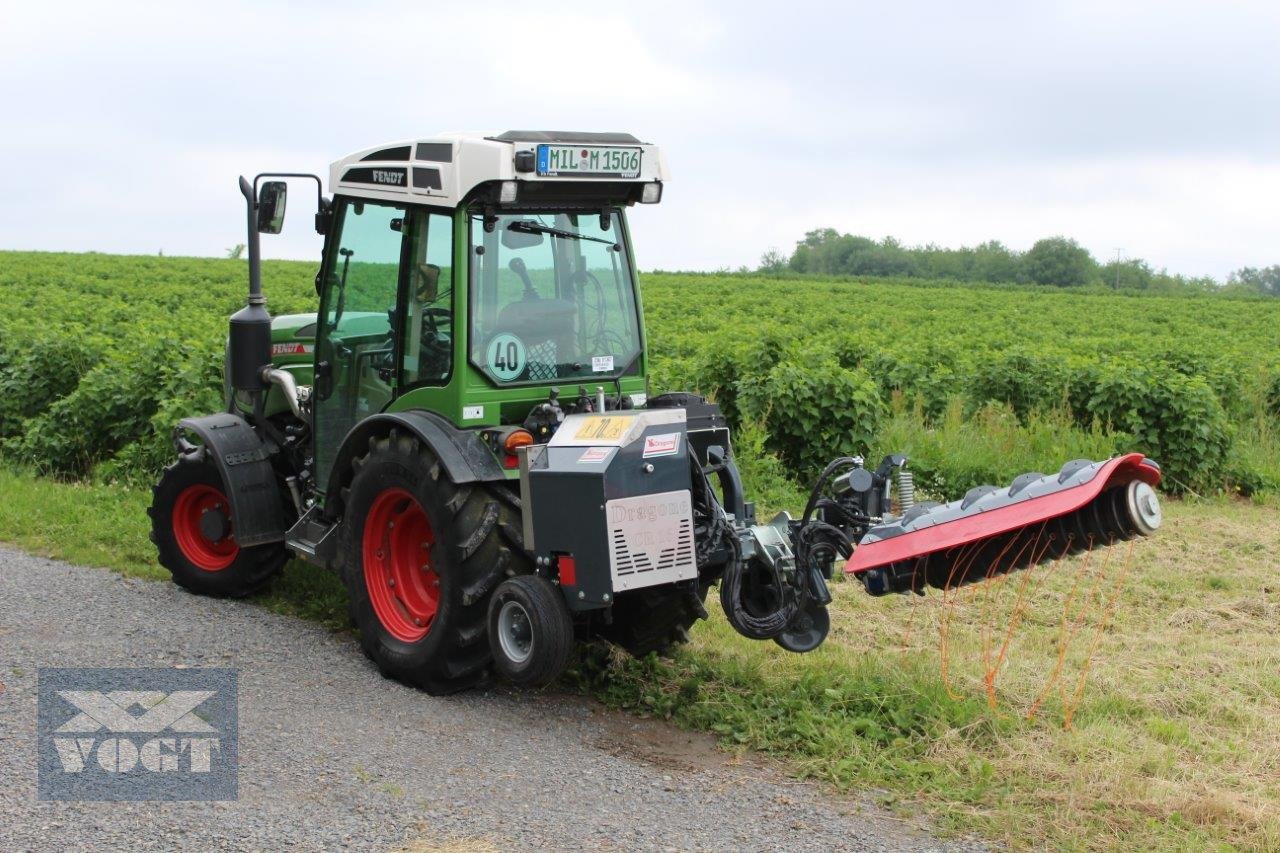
[591, 355, 615, 372]
[642, 432, 681, 458]
[577, 447, 611, 464]
[573, 416, 631, 442]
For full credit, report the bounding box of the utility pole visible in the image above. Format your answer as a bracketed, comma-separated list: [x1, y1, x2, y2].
[1113, 248, 1123, 289]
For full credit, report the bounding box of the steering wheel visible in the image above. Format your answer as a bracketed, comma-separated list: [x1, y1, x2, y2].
[422, 306, 452, 334]
[417, 307, 452, 377]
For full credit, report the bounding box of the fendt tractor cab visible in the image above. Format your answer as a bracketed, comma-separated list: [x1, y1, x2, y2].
[151, 131, 1163, 695]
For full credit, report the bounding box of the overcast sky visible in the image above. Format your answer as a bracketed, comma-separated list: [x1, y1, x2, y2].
[2, 1, 1276, 278]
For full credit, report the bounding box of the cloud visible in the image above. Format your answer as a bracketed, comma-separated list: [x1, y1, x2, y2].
[0, 0, 1276, 278]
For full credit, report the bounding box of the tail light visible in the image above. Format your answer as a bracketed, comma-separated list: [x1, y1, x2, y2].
[503, 429, 534, 469]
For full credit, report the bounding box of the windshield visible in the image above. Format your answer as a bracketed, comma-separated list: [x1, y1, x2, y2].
[469, 210, 641, 384]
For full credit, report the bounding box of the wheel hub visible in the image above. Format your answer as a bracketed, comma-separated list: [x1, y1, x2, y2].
[497, 600, 533, 664]
[172, 484, 238, 572]
[362, 488, 440, 643]
[199, 507, 230, 542]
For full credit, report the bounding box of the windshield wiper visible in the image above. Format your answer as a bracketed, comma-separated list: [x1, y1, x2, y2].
[508, 220, 620, 250]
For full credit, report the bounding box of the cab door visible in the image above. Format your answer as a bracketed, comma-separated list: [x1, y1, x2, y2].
[313, 199, 407, 489]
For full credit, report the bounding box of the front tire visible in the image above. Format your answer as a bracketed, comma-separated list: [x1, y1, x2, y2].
[339, 431, 529, 695]
[149, 458, 287, 597]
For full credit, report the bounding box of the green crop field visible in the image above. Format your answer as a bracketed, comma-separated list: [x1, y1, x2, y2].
[2, 250, 1277, 494]
[2, 250, 1280, 849]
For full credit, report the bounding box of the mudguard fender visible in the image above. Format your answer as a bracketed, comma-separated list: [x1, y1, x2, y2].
[324, 410, 507, 512]
[173, 413, 287, 547]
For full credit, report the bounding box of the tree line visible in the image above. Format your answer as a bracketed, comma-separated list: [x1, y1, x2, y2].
[758, 229, 1279, 295]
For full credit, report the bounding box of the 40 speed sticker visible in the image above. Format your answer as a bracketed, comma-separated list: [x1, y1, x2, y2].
[486, 333, 526, 381]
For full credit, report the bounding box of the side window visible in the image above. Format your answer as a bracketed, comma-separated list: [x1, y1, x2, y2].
[313, 199, 405, 489]
[402, 210, 454, 386]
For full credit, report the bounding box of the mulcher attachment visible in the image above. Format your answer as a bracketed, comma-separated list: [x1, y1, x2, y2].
[844, 453, 1163, 595]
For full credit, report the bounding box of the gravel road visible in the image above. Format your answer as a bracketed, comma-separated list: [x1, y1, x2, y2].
[0, 546, 983, 852]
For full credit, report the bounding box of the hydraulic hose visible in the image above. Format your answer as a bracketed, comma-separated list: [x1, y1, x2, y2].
[719, 456, 861, 641]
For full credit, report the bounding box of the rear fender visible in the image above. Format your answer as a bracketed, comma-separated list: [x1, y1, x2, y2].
[323, 410, 507, 517]
[173, 413, 287, 547]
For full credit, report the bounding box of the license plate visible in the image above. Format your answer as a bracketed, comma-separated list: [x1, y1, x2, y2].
[536, 144, 642, 178]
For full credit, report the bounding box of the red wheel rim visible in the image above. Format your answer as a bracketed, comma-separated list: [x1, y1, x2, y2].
[172, 484, 239, 571]
[362, 488, 440, 643]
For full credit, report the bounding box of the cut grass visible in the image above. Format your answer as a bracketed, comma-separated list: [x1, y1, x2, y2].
[1, 466, 1276, 850]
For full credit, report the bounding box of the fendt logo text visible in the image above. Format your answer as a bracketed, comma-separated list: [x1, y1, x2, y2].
[38, 668, 238, 801]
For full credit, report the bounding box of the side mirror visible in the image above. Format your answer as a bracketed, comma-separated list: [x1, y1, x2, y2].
[257, 181, 288, 234]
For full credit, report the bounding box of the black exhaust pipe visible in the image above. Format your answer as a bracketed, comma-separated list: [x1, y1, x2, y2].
[229, 176, 272, 393]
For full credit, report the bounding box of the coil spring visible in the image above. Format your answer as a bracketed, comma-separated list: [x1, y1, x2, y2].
[897, 468, 915, 511]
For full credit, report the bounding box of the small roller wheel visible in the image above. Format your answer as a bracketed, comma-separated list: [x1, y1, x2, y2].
[487, 575, 574, 688]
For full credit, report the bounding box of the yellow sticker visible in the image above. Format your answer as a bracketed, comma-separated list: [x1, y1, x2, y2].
[573, 416, 631, 442]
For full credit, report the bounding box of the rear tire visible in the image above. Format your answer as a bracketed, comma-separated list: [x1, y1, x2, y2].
[339, 430, 529, 695]
[148, 458, 287, 598]
[487, 575, 574, 688]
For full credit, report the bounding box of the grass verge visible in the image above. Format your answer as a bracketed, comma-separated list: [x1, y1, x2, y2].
[2, 467, 1276, 849]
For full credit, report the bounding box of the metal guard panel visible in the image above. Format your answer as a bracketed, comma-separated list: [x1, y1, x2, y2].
[177, 414, 286, 547]
[606, 490, 697, 592]
[844, 453, 1161, 575]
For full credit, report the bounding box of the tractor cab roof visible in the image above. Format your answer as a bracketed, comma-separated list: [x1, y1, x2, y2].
[328, 131, 667, 209]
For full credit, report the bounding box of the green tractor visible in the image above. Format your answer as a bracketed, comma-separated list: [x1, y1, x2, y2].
[151, 131, 1162, 695]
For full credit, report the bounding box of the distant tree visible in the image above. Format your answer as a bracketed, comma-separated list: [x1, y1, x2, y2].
[1100, 258, 1154, 290]
[758, 249, 788, 275]
[1227, 265, 1280, 296]
[1022, 237, 1094, 286]
[778, 228, 1221, 291]
[971, 240, 1021, 283]
[226, 243, 246, 260]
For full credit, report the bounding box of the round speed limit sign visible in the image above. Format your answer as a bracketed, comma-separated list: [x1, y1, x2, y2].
[486, 333, 526, 381]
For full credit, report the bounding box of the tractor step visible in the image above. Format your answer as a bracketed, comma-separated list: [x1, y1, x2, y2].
[286, 505, 341, 568]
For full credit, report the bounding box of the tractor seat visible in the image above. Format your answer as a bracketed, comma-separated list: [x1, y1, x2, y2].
[495, 298, 575, 345]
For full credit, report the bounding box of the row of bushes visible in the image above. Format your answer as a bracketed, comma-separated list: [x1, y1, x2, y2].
[0, 336, 223, 481]
[0, 253, 1274, 502]
[671, 333, 1260, 495]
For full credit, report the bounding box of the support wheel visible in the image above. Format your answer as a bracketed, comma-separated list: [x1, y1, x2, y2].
[487, 575, 574, 688]
[339, 430, 530, 695]
[148, 458, 287, 597]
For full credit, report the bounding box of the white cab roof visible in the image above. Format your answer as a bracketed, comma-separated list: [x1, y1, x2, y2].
[328, 131, 666, 208]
